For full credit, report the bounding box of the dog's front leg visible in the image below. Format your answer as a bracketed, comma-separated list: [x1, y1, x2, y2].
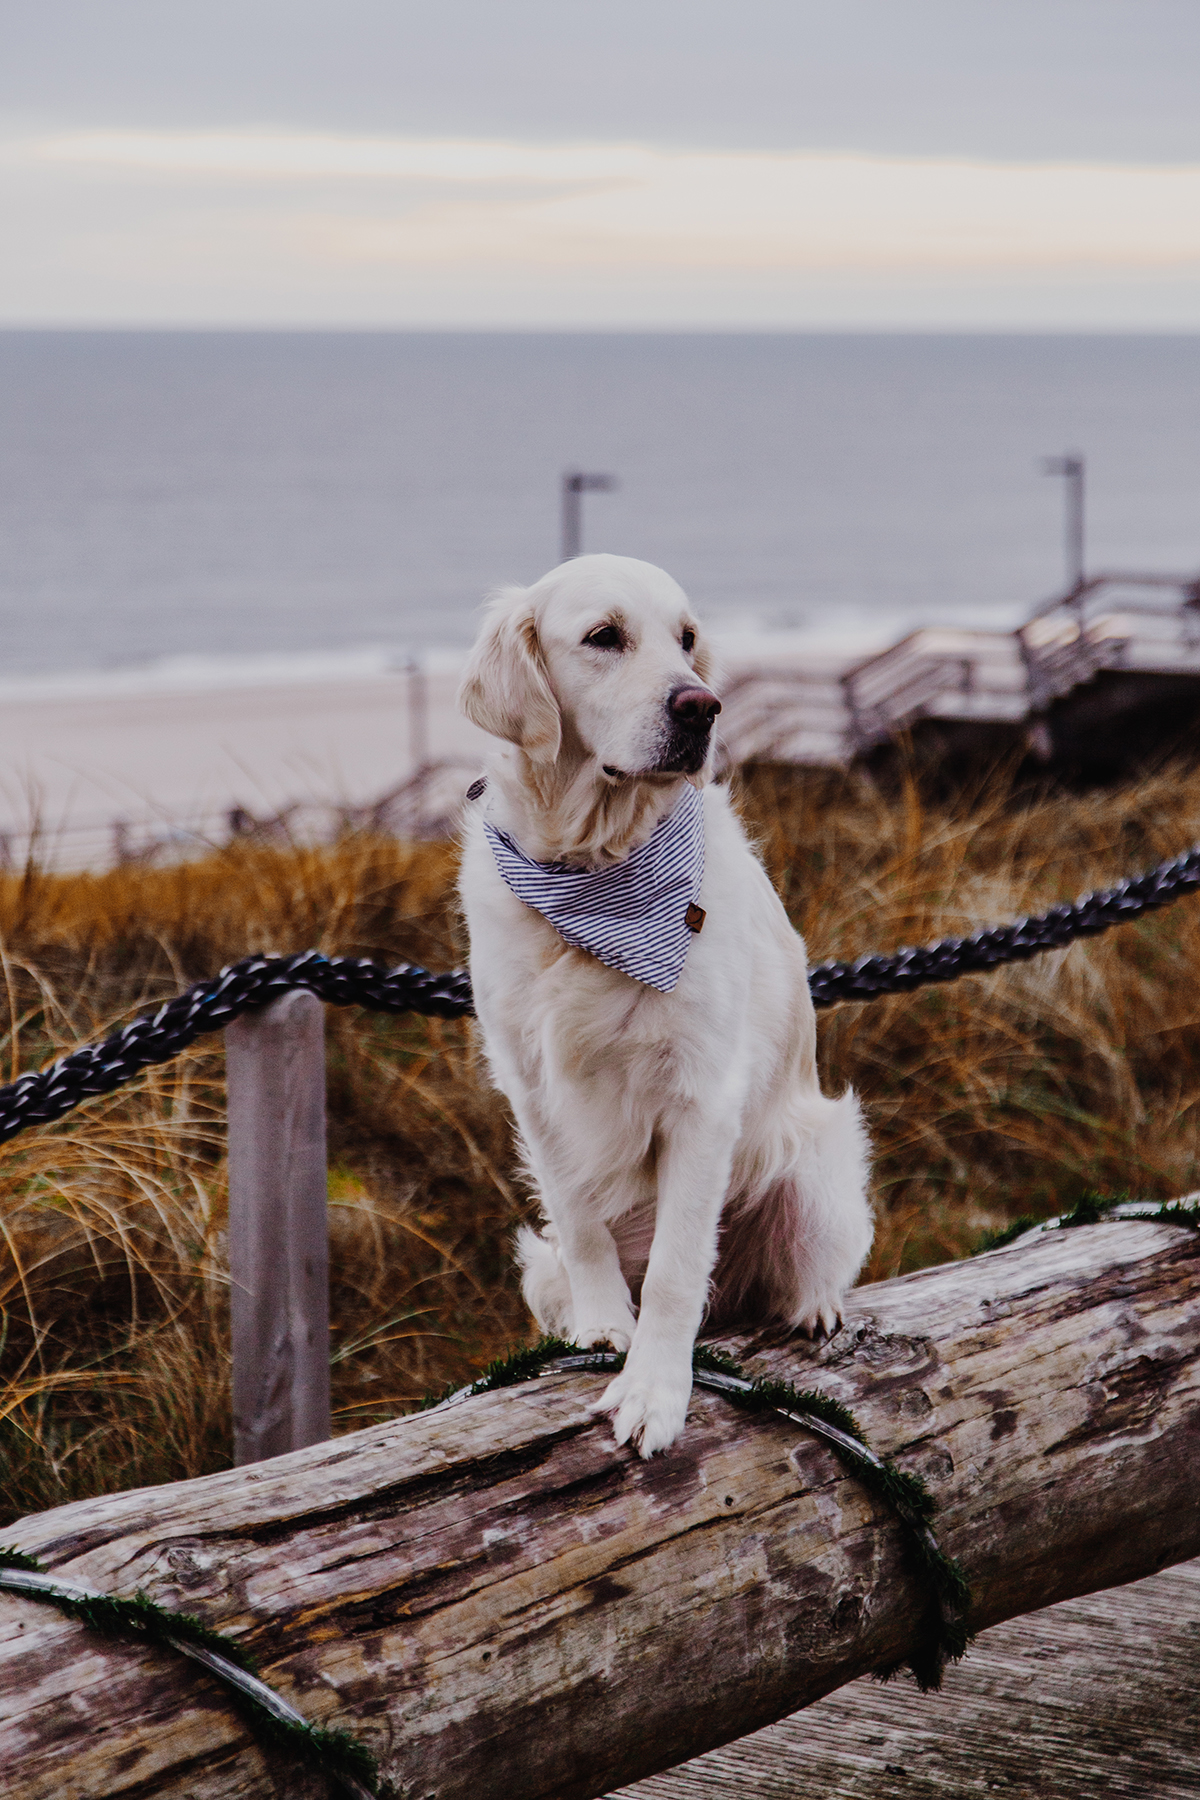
[520, 1130, 640, 1352]
[596, 1110, 737, 1456]
[553, 1205, 639, 1353]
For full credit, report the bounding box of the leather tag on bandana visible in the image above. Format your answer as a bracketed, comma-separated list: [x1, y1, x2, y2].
[685, 903, 706, 933]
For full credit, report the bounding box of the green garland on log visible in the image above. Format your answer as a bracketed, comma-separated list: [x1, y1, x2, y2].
[976, 1190, 1200, 1254]
[0, 1543, 257, 1666]
[689, 1346, 971, 1686]
[0, 1546, 382, 1798]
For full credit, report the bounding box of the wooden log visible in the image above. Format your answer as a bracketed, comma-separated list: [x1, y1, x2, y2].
[1, 1219, 1198, 1800]
[226, 989, 331, 1464]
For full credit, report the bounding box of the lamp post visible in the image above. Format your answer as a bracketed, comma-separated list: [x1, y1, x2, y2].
[1042, 452, 1086, 598]
[561, 470, 617, 561]
[405, 655, 429, 776]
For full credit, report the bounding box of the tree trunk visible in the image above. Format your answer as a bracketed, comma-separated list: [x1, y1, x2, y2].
[2, 1219, 1198, 1800]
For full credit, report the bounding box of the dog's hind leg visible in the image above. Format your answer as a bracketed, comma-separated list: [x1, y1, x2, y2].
[710, 1088, 873, 1336]
[550, 1205, 639, 1353]
[788, 1088, 874, 1334]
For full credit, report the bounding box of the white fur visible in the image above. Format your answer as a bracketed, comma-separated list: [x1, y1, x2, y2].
[458, 554, 873, 1456]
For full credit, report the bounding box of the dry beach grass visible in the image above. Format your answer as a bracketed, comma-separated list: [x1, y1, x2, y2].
[3, 759, 1200, 1523]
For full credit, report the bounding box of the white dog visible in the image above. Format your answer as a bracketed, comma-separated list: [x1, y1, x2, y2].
[457, 554, 872, 1456]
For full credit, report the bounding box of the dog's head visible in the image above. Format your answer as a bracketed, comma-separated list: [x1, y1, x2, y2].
[458, 554, 720, 784]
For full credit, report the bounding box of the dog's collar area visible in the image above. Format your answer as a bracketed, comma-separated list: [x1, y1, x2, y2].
[483, 785, 706, 992]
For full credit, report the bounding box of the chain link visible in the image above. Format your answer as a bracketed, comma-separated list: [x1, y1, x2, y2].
[0, 952, 472, 1146]
[3, 840, 1199, 1145]
[807, 842, 1200, 1006]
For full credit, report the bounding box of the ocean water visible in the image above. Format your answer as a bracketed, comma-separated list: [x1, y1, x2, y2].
[2, 330, 1199, 689]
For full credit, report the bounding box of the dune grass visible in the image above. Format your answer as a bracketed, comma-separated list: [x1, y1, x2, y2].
[3, 758, 1200, 1524]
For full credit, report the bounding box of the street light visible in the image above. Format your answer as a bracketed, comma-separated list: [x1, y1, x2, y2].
[404, 656, 429, 776]
[1041, 452, 1086, 596]
[561, 470, 617, 562]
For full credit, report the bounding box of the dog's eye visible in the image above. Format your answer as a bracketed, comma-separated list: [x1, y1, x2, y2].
[681, 628, 696, 653]
[584, 624, 623, 650]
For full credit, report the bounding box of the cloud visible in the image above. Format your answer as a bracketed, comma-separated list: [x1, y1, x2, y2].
[30, 130, 647, 184]
[4, 130, 1200, 325]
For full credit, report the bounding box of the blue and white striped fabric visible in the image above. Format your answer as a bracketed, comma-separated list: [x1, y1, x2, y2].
[484, 785, 705, 992]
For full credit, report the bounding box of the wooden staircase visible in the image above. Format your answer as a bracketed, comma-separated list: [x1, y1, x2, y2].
[718, 571, 1200, 767]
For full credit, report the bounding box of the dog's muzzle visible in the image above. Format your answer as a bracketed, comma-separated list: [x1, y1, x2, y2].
[657, 685, 721, 773]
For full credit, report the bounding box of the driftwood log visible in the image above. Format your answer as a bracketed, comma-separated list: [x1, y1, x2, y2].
[2, 1218, 1198, 1800]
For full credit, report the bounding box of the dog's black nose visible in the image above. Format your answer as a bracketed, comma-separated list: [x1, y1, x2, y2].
[668, 686, 722, 726]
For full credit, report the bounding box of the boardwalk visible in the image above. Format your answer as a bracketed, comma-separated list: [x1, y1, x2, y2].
[719, 570, 1200, 770]
[614, 1559, 1200, 1800]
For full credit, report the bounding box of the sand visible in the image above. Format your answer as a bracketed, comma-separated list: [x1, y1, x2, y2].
[0, 662, 493, 868]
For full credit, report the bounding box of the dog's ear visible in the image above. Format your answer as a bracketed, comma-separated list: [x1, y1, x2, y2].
[457, 588, 562, 763]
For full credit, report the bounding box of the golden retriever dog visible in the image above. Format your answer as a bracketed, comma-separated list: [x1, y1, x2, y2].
[457, 553, 872, 1456]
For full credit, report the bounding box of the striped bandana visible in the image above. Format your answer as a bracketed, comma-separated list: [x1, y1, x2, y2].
[483, 785, 705, 992]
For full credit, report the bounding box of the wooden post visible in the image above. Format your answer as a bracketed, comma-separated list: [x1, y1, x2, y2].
[225, 989, 331, 1465]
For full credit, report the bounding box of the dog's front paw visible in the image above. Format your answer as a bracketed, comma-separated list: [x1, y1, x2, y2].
[791, 1296, 844, 1340]
[593, 1363, 692, 1457]
[575, 1310, 636, 1353]
[574, 1311, 636, 1354]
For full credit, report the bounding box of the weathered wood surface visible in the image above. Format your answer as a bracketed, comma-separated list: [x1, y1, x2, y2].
[616, 1558, 1200, 1800]
[1, 1219, 1198, 1800]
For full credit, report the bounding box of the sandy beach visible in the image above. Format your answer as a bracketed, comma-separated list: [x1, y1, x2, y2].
[0, 661, 494, 868]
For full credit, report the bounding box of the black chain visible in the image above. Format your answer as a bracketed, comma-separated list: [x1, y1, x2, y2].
[0, 952, 471, 1146]
[806, 841, 1200, 1007]
[3, 839, 1199, 1146]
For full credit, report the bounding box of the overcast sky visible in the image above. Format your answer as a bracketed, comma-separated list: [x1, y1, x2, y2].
[4, 0, 1200, 329]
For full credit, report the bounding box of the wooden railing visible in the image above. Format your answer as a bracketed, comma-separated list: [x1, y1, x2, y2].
[839, 572, 1200, 755]
[840, 629, 1026, 754]
[1017, 572, 1200, 709]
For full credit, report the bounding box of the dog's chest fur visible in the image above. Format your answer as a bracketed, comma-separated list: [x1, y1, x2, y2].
[478, 894, 721, 1114]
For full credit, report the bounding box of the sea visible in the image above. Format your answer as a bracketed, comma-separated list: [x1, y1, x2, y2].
[2, 330, 1199, 695]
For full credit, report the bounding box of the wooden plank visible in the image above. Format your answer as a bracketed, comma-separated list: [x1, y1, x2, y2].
[225, 988, 331, 1465]
[0, 1220, 1197, 1800]
[614, 1560, 1200, 1800]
